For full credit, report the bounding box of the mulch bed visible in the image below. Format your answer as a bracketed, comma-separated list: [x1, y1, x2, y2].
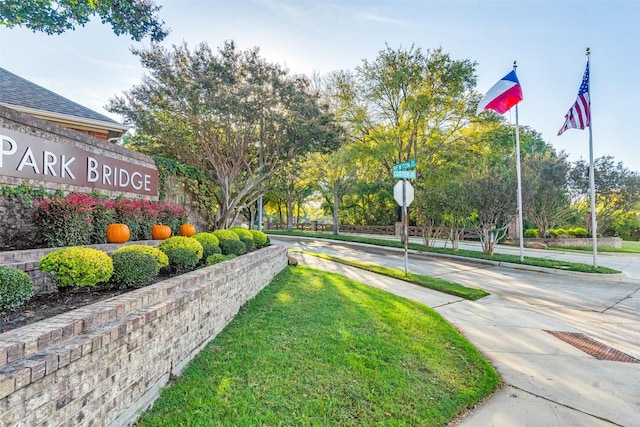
[0, 276, 171, 333]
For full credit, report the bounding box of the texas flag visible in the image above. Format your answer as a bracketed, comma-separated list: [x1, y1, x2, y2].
[476, 70, 523, 115]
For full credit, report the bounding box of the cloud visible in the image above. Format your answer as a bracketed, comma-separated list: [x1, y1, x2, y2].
[358, 12, 415, 29]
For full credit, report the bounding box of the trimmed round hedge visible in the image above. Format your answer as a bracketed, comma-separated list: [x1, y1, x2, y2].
[158, 236, 204, 259]
[162, 247, 199, 274]
[39, 247, 113, 288]
[250, 229, 268, 248]
[0, 266, 34, 311]
[230, 227, 252, 240]
[213, 229, 240, 242]
[201, 243, 222, 259]
[112, 244, 169, 268]
[110, 251, 159, 288]
[192, 232, 220, 247]
[240, 236, 254, 252]
[220, 239, 246, 256]
[205, 253, 236, 266]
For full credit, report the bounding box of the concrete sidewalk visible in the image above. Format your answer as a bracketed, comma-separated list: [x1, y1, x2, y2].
[290, 252, 640, 427]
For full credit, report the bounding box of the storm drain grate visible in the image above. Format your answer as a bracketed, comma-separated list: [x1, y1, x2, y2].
[545, 330, 640, 363]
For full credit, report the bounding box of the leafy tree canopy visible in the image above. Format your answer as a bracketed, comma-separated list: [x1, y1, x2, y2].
[0, 0, 168, 41]
[108, 41, 343, 228]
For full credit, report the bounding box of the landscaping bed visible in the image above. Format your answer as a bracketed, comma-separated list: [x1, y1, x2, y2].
[0, 276, 165, 333]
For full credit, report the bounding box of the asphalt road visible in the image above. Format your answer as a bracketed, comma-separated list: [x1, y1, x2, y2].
[270, 235, 640, 426]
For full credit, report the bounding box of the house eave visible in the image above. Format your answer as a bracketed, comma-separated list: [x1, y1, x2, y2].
[0, 102, 129, 134]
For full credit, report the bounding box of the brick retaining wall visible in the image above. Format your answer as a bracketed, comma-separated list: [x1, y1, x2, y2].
[0, 245, 288, 426]
[0, 241, 160, 295]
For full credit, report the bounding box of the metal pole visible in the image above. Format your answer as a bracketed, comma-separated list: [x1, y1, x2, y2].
[257, 147, 263, 231]
[403, 178, 408, 276]
[586, 50, 597, 267]
[257, 108, 264, 231]
[513, 62, 524, 262]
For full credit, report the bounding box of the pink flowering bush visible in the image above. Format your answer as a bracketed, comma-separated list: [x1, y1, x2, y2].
[33, 193, 95, 247]
[34, 193, 187, 248]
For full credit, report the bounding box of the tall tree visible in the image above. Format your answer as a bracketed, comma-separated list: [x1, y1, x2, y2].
[109, 41, 342, 228]
[355, 45, 478, 173]
[569, 156, 640, 235]
[522, 150, 571, 237]
[0, 0, 168, 41]
[307, 145, 360, 234]
[464, 165, 518, 255]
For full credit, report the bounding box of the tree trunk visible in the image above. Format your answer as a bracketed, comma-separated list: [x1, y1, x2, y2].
[332, 181, 340, 235]
[286, 195, 294, 232]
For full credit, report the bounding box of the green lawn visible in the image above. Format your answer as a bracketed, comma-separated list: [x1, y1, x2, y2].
[548, 240, 640, 254]
[267, 230, 621, 274]
[298, 250, 489, 300]
[138, 266, 499, 426]
[623, 240, 640, 251]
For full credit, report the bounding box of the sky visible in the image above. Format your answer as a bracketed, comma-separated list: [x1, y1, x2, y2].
[1, 0, 638, 172]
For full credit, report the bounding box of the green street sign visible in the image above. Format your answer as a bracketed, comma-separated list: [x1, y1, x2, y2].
[392, 158, 417, 171]
[393, 170, 416, 179]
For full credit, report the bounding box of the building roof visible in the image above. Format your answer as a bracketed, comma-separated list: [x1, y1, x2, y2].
[0, 67, 128, 134]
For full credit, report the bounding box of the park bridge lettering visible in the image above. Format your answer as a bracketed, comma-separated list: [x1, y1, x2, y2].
[0, 127, 158, 195]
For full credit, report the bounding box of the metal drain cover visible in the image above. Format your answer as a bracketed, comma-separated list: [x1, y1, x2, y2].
[545, 330, 640, 364]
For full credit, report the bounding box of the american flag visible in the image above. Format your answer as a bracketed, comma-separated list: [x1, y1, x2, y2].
[558, 62, 590, 135]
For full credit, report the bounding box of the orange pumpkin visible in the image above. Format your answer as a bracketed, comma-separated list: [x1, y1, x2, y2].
[179, 223, 196, 237]
[152, 224, 172, 240]
[106, 223, 130, 243]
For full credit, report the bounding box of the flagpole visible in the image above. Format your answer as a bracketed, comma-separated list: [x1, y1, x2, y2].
[586, 48, 597, 267]
[513, 62, 525, 262]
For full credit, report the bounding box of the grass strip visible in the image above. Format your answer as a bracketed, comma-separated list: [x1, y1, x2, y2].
[267, 230, 621, 274]
[138, 266, 499, 427]
[549, 244, 640, 254]
[297, 250, 489, 301]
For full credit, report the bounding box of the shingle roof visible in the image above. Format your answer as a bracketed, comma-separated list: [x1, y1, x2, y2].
[0, 67, 122, 126]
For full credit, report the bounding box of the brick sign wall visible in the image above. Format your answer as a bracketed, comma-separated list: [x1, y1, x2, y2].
[0, 106, 158, 199]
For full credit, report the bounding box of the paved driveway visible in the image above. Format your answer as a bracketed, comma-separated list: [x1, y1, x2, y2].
[272, 236, 640, 426]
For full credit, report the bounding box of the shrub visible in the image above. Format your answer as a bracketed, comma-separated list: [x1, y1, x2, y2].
[568, 227, 589, 238]
[192, 232, 219, 247]
[250, 229, 268, 248]
[230, 227, 252, 240]
[549, 228, 568, 238]
[213, 229, 240, 243]
[523, 229, 539, 238]
[201, 243, 222, 259]
[162, 247, 199, 274]
[91, 198, 116, 244]
[0, 266, 34, 312]
[112, 244, 169, 268]
[220, 239, 246, 256]
[157, 203, 188, 236]
[240, 236, 254, 252]
[205, 253, 236, 266]
[39, 247, 113, 288]
[33, 193, 94, 247]
[32, 193, 187, 246]
[110, 251, 159, 288]
[158, 236, 204, 259]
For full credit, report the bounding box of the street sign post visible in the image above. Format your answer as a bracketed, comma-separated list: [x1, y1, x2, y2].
[393, 180, 414, 206]
[393, 180, 414, 276]
[392, 159, 417, 276]
[393, 158, 417, 171]
[392, 170, 416, 179]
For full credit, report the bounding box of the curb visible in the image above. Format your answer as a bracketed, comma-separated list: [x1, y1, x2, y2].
[268, 233, 626, 278]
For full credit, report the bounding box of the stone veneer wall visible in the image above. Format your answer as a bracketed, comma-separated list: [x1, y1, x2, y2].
[0, 245, 288, 427]
[1, 106, 211, 251]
